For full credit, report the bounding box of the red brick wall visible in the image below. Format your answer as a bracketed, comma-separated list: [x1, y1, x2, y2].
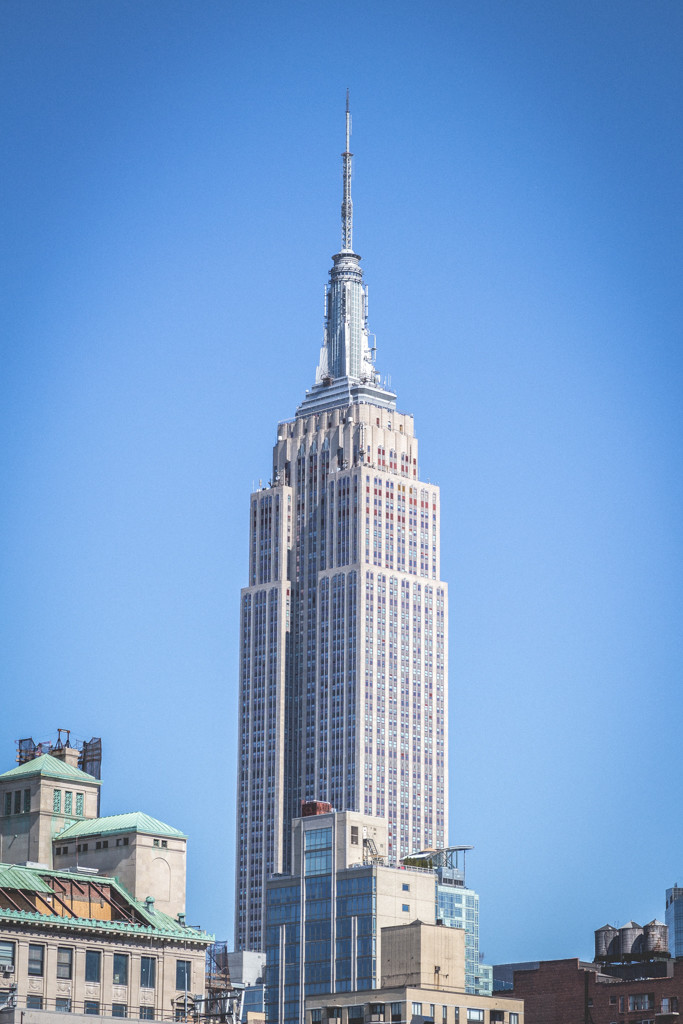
[498, 957, 683, 1024]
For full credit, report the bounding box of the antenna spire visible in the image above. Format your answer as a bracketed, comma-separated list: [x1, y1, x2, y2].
[341, 90, 353, 252]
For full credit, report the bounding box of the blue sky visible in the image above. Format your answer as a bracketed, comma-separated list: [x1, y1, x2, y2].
[2, 0, 682, 963]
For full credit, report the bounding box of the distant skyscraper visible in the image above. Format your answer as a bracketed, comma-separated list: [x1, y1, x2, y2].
[235, 98, 449, 952]
[666, 885, 683, 958]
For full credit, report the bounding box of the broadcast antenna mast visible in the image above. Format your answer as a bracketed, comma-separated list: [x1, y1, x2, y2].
[341, 88, 353, 252]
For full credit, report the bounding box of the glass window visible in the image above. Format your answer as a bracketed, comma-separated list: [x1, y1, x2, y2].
[466, 1012, 484, 1023]
[14, 791, 21, 814]
[76, 792, 84, 816]
[113, 954, 129, 985]
[402, 904, 409, 912]
[176, 960, 191, 991]
[26, 996, 43, 1009]
[53, 789, 62, 813]
[28, 944, 44, 976]
[3, 793, 10, 816]
[65, 791, 73, 814]
[56, 998, 71, 1012]
[141, 957, 156, 989]
[85, 951, 101, 983]
[139, 1009, 154, 1020]
[412, 1004, 422, 1016]
[0, 941, 15, 968]
[84, 1001, 100, 1015]
[23, 789, 31, 812]
[57, 947, 73, 979]
[510, 1016, 519, 1024]
[112, 1004, 127, 1017]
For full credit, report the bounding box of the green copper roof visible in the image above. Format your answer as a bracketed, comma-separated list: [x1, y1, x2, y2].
[0, 862, 211, 943]
[0, 754, 100, 785]
[56, 812, 186, 840]
[0, 863, 54, 893]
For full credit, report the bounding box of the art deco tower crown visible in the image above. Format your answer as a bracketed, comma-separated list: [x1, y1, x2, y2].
[297, 93, 396, 416]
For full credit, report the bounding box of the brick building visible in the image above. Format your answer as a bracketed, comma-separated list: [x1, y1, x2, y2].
[496, 957, 682, 1024]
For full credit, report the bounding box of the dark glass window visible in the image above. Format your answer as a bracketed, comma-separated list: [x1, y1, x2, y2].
[113, 954, 129, 985]
[26, 996, 43, 1009]
[140, 957, 156, 989]
[84, 1001, 99, 1015]
[28, 944, 44, 976]
[139, 1009, 154, 1020]
[112, 1004, 127, 1017]
[85, 951, 101, 983]
[176, 960, 191, 991]
[57, 947, 73, 979]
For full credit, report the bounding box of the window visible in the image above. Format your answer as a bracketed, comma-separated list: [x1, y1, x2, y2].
[466, 1012, 484, 1023]
[112, 1004, 127, 1017]
[86, 950, 101, 983]
[28, 944, 44, 976]
[26, 996, 43, 1009]
[311, 1012, 322, 1024]
[14, 790, 21, 814]
[629, 994, 654, 1011]
[116, 836, 129, 847]
[153, 839, 159, 847]
[3, 793, 10, 816]
[0, 941, 15, 969]
[84, 1001, 100, 1015]
[442, 1007, 448, 1023]
[351, 826, 359, 845]
[78, 843, 89, 853]
[76, 792, 84, 816]
[64, 791, 73, 814]
[23, 789, 31, 812]
[139, 1009, 154, 1020]
[56, 998, 71, 1013]
[113, 954, 129, 985]
[53, 789, 62, 813]
[509, 1016, 519, 1024]
[57, 947, 73, 979]
[402, 904, 409, 912]
[402, 882, 410, 891]
[412, 1004, 423, 1016]
[140, 957, 156, 989]
[176, 960, 191, 991]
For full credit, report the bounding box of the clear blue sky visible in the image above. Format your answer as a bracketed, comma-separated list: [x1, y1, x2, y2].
[2, 0, 682, 964]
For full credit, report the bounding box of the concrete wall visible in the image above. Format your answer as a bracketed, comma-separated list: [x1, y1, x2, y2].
[381, 920, 466, 991]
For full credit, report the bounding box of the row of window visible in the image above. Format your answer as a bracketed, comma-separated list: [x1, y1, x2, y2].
[2, 789, 31, 815]
[53, 789, 85, 815]
[56, 837, 130, 855]
[26, 997, 154, 1018]
[0, 942, 191, 991]
[311, 1006, 518, 1024]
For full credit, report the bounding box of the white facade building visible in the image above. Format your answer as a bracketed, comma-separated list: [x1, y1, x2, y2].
[235, 100, 448, 951]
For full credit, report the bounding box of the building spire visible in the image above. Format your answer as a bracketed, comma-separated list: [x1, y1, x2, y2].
[341, 89, 353, 252]
[296, 95, 397, 416]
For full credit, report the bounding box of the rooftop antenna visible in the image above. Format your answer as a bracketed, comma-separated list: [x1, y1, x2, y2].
[341, 89, 353, 252]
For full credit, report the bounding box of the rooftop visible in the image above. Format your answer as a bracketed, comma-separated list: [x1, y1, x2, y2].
[0, 862, 209, 941]
[0, 753, 100, 786]
[56, 812, 186, 841]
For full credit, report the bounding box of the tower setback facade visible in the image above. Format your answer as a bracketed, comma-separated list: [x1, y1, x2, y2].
[235, 100, 449, 952]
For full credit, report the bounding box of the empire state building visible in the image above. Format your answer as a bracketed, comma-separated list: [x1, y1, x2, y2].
[235, 99, 448, 952]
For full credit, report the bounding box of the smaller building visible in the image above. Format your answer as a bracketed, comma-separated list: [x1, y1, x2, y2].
[304, 920, 522, 1024]
[53, 813, 187, 920]
[0, 862, 211, 1019]
[494, 957, 682, 1024]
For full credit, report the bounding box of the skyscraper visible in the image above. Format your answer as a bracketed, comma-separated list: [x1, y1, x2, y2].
[235, 98, 449, 952]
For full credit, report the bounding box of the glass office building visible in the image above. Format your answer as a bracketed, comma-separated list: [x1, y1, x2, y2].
[666, 885, 683, 958]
